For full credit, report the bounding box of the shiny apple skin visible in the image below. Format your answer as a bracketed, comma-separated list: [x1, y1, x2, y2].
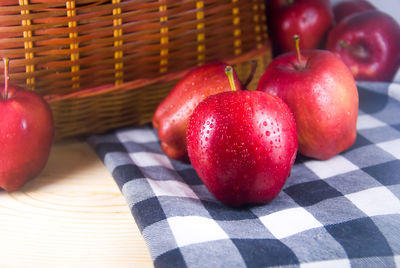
[326, 10, 400, 82]
[266, 0, 334, 54]
[153, 62, 242, 161]
[333, 0, 375, 23]
[0, 85, 54, 191]
[187, 91, 298, 207]
[258, 50, 358, 160]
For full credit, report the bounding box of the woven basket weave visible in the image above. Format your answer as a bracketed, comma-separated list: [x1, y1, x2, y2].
[0, 0, 271, 140]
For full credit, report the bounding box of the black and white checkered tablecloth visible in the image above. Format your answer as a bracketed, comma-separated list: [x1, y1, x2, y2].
[88, 82, 400, 268]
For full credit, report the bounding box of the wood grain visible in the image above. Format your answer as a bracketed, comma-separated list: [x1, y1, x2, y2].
[0, 140, 153, 268]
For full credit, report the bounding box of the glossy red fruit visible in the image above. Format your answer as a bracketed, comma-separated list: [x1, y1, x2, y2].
[258, 38, 358, 160]
[187, 90, 298, 207]
[153, 62, 242, 161]
[266, 0, 334, 54]
[333, 0, 375, 23]
[0, 59, 54, 191]
[326, 10, 400, 82]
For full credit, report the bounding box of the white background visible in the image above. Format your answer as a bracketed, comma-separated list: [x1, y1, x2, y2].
[331, 0, 400, 24]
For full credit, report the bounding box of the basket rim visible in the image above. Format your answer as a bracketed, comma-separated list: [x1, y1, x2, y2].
[44, 41, 271, 103]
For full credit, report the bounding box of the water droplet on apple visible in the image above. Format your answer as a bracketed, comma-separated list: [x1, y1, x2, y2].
[21, 120, 27, 130]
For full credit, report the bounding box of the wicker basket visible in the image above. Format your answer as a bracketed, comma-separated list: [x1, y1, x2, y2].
[0, 0, 271, 140]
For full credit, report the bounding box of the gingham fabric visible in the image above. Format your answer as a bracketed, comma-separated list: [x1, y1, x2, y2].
[88, 82, 400, 268]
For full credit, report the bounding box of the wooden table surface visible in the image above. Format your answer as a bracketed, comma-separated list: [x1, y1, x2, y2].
[0, 139, 153, 268]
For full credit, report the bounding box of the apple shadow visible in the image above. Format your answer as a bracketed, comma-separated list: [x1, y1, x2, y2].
[19, 137, 102, 192]
[357, 84, 389, 114]
[294, 153, 313, 164]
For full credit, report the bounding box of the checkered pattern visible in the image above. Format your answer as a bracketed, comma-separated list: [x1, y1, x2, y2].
[88, 82, 400, 268]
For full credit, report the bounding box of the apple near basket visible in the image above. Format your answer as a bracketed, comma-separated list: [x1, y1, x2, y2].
[0, 58, 54, 192]
[0, 0, 272, 140]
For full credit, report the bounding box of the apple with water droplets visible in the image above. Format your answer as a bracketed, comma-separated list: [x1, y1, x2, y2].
[0, 58, 54, 191]
[186, 67, 298, 207]
[258, 36, 358, 160]
[153, 61, 242, 161]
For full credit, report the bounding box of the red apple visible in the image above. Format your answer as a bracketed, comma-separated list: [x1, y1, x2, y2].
[266, 0, 334, 55]
[187, 67, 298, 207]
[0, 58, 54, 191]
[326, 10, 400, 82]
[333, 0, 375, 23]
[153, 61, 242, 161]
[258, 36, 358, 160]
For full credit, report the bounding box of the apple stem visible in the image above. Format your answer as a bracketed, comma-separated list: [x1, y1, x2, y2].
[339, 40, 368, 59]
[243, 60, 257, 90]
[3, 57, 9, 101]
[339, 40, 351, 49]
[225, 66, 237, 92]
[293, 35, 303, 66]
